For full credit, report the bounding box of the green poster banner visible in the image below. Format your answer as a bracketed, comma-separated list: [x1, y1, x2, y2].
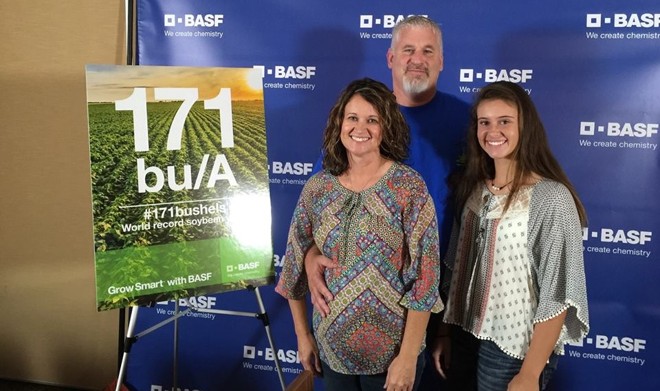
[85, 65, 274, 311]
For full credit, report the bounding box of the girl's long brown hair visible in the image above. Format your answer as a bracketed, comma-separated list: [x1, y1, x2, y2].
[454, 81, 587, 225]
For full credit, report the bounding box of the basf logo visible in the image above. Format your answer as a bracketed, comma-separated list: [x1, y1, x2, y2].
[567, 332, 647, 367]
[583, 227, 653, 259]
[358, 14, 427, 40]
[585, 13, 660, 40]
[162, 13, 225, 38]
[359, 14, 426, 29]
[578, 120, 658, 151]
[243, 345, 300, 364]
[154, 296, 220, 320]
[458, 68, 533, 95]
[152, 385, 199, 391]
[253, 65, 317, 92]
[164, 13, 224, 28]
[586, 13, 660, 28]
[460, 68, 533, 83]
[267, 160, 313, 186]
[242, 345, 304, 376]
[273, 254, 285, 268]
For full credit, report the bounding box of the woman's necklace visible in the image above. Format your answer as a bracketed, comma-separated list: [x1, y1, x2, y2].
[490, 180, 512, 191]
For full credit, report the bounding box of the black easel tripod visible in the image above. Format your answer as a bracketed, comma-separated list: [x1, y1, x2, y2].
[115, 286, 286, 391]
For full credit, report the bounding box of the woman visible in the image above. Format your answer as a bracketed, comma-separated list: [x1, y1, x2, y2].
[276, 78, 443, 391]
[434, 81, 589, 390]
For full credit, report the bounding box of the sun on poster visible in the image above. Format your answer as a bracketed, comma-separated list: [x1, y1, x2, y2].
[85, 65, 274, 311]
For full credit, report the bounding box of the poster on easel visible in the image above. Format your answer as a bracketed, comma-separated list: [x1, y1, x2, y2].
[85, 65, 274, 311]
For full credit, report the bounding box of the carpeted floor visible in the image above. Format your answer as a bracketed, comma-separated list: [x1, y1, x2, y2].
[0, 379, 85, 391]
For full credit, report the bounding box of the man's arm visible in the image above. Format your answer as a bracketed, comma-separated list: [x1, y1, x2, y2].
[303, 244, 338, 317]
[288, 298, 322, 375]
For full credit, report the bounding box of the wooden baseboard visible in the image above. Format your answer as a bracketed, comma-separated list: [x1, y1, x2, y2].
[285, 370, 314, 391]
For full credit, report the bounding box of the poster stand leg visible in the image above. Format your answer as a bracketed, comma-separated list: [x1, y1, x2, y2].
[114, 286, 286, 391]
[194, 285, 287, 391]
[115, 305, 195, 391]
[172, 300, 180, 391]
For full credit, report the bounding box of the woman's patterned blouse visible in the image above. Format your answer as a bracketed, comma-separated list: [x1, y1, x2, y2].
[276, 162, 444, 374]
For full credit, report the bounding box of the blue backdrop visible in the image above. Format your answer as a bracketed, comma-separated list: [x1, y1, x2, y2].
[123, 1, 659, 390]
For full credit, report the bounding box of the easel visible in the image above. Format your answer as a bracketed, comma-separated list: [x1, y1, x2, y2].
[115, 285, 286, 391]
[111, 2, 285, 389]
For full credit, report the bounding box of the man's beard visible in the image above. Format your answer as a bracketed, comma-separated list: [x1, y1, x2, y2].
[402, 74, 431, 95]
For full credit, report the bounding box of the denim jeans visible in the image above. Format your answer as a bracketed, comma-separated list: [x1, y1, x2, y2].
[443, 325, 479, 390]
[321, 352, 426, 391]
[477, 340, 559, 391]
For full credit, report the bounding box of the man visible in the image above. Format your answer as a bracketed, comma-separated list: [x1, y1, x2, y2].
[303, 15, 474, 389]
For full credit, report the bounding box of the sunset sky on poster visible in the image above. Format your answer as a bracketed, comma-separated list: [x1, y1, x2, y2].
[86, 65, 263, 102]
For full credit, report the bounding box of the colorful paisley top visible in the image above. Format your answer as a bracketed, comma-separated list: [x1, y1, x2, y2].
[276, 162, 444, 374]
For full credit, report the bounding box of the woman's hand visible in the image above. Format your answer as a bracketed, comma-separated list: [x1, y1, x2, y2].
[508, 372, 539, 391]
[385, 353, 416, 391]
[296, 331, 322, 376]
[431, 335, 451, 379]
